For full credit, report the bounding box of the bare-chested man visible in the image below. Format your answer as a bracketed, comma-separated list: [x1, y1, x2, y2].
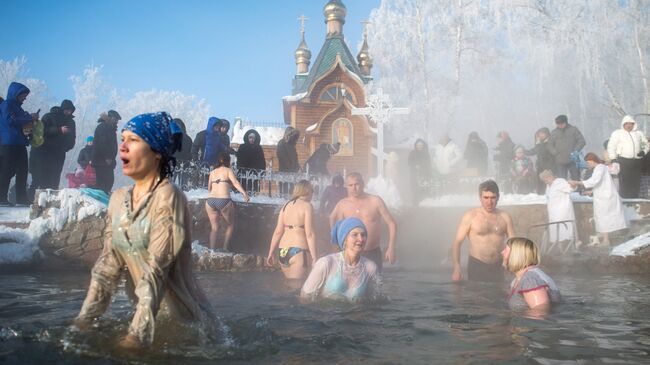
[329, 172, 397, 272]
[451, 180, 515, 282]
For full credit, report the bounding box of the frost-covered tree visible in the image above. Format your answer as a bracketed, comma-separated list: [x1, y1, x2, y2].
[0, 56, 53, 114]
[367, 0, 650, 152]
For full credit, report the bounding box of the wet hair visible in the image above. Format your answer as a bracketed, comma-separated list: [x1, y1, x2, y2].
[158, 154, 176, 180]
[215, 151, 231, 168]
[332, 174, 344, 187]
[505, 237, 540, 273]
[289, 180, 313, 202]
[584, 152, 603, 164]
[346, 172, 364, 185]
[539, 169, 555, 180]
[478, 180, 499, 197]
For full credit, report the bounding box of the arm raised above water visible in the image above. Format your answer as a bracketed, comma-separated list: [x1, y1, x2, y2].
[376, 196, 397, 264]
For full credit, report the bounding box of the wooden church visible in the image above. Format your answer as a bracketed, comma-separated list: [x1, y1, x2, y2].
[282, 0, 375, 178]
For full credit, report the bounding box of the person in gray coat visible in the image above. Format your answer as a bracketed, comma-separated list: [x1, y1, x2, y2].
[549, 115, 585, 180]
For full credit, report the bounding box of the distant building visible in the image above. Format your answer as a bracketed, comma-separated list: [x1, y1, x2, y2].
[282, 0, 375, 177]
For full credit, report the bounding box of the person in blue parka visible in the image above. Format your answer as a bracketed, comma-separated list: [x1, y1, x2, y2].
[0, 82, 39, 206]
[203, 117, 225, 167]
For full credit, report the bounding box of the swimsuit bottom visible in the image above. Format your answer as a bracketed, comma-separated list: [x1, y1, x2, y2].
[207, 197, 232, 212]
[278, 246, 306, 267]
[467, 255, 504, 282]
[361, 246, 383, 272]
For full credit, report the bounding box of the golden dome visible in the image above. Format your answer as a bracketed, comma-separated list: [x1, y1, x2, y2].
[323, 0, 347, 24]
[295, 33, 312, 64]
[357, 38, 372, 67]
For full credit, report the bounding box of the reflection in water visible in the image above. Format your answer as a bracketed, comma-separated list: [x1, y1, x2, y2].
[1, 269, 650, 364]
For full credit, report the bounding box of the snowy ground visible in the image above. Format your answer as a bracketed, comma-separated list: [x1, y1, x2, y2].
[0, 207, 30, 223]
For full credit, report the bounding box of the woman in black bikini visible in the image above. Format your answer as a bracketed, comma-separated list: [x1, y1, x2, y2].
[206, 152, 249, 251]
[266, 180, 317, 280]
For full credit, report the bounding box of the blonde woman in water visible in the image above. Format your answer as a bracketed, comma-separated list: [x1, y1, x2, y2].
[267, 180, 317, 280]
[206, 151, 249, 251]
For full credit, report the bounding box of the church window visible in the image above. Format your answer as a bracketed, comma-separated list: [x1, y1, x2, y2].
[319, 85, 355, 104]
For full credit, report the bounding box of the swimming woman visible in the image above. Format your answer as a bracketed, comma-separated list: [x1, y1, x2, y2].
[503, 237, 561, 313]
[266, 180, 317, 280]
[301, 217, 381, 303]
[206, 151, 249, 251]
[74, 112, 213, 349]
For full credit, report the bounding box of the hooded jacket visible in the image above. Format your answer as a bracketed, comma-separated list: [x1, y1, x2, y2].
[0, 82, 32, 146]
[276, 127, 300, 172]
[172, 118, 193, 162]
[463, 133, 488, 174]
[607, 115, 649, 160]
[203, 117, 225, 166]
[236, 129, 266, 170]
[92, 113, 118, 167]
[39, 105, 76, 151]
[549, 123, 586, 164]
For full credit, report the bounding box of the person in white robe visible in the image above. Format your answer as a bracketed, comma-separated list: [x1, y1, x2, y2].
[570, 153, 628, 246]
[540, 170, 576, 245]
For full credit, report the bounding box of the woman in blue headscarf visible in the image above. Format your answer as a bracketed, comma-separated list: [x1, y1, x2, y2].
[74, 112, 213, 349]
[300, 217, 381, 303]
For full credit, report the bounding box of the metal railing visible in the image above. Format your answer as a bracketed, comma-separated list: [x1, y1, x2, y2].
[171, 163, 332, 201]
[527, 220, 579, 256]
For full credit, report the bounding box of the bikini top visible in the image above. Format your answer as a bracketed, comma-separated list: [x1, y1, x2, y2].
[211, 177, 232, 185]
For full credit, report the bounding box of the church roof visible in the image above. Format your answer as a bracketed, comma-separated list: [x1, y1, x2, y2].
[293, 33, 370, 94]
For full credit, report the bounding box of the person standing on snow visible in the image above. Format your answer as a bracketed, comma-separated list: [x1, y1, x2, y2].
[607, 115, 649, 198]
[29, 99, 76, 193]
[0, 82, 39, 206]
[548, 115, 586, 180]
[92, 110, 121, 194]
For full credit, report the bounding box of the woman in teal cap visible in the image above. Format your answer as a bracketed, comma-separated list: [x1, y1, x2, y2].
[300, 217, 381, 302]
[74, 112, 213, 349]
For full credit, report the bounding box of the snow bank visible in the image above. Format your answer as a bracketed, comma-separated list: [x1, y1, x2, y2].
[0, 189, 106, 265]
[419, 192, 595, 207]
[366, 176, 403, 210]
[231, 119, 285, 146]
[0, 207, 30, 223]
[610, 231, 650, 257]
[282, 92, 307, 102]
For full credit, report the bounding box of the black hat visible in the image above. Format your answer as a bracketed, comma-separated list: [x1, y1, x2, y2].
[555, 115, 568, 124]
[108, 110, 122, 120]
[60, 99, 75, 112]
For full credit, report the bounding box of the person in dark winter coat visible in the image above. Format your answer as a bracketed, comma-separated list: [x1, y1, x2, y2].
[236, 129, 266, 193]
[172, 118, 193, 189]
[276, 126, 300, 172]
[172, 118, 193, 163]
[408, 138, 432, 205]
[305, 142, 339, 175]
[77, 136, 94, 169]
[192, 129, 206, 162]
[549, 115, 586, 180]
[494, 131, 515, 180]
[525, 127, 555, 194]
[92, 110, 121, 194]
[464, 132, 488, 176]
[203, 117, 225, 167]
[29, 100, 77, 193]
[0, 82, 39, 206]
[219, 119, 236, 155]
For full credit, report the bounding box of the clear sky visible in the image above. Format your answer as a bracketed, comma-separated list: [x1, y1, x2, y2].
[0, 0, 380, 124]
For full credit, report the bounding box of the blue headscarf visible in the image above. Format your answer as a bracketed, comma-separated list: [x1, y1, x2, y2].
[331, 217, 366, 250]
[123, 112, 183, 159]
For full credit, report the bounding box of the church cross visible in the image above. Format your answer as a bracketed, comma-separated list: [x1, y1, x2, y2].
[351, 88, 409, 177]
[298, 15, 309, 33]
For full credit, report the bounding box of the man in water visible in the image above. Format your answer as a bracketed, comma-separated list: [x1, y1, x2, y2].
[451, 180, 515, 282]
[330, 172, 397, 271]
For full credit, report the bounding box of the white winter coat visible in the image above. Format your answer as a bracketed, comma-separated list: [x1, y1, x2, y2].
[582, 164, 628, 233]
[434, 141, 462, 175]
[545, 178, 576, 242]
[607, 116, 649, 159]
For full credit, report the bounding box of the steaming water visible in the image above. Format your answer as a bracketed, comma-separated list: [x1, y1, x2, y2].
[2, 267, 650, 364]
